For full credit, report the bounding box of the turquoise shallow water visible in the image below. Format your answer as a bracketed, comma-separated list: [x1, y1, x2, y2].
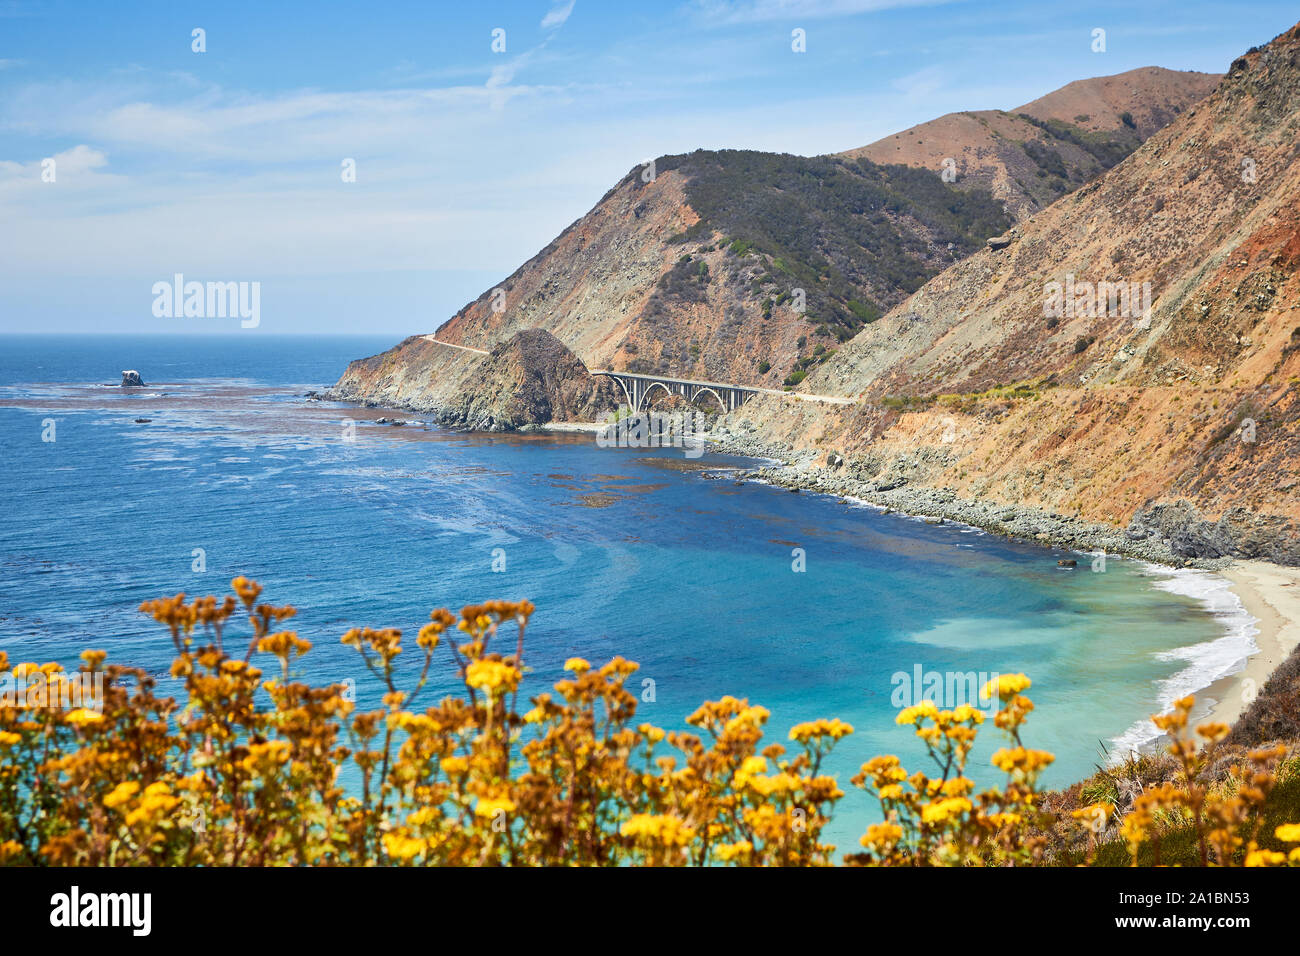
[0, 335, 1248, 852]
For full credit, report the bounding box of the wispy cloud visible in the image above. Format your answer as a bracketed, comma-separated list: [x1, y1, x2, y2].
[0, 75, 568, 161]
[0, 143, 105, 177]
[0, 0, 1275, 333]
[892, 65, 945, 99]
[0, 144, 118, 202]
[541, 0, 577, 29]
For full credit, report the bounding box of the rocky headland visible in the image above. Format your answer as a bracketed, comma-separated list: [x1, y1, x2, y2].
[328, 328, 620, 432]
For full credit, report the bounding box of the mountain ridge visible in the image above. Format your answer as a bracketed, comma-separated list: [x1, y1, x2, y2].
[331, 65, 1217, 413]
[839, 66, 1221, 220]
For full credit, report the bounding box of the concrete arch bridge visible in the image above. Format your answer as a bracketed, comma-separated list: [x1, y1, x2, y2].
[590, 370, 760, 413]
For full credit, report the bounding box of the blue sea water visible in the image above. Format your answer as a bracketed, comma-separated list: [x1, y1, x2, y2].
[0, 334, 1253, 851]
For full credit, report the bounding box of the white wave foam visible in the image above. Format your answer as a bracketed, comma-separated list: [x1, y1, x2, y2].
[1109, 565, 1259, 758]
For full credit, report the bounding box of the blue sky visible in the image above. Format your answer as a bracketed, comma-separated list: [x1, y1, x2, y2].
[2, 0, 1297, 335]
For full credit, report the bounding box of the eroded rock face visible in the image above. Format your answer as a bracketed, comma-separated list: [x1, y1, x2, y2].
[435, 328, 620, 431]
[1129, 502, 1300, 567]
[735, 22, 1300, 565]
[121, 370, 145, 387]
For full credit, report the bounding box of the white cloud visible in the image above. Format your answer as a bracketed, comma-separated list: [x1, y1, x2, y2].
[0, 16, 1068, 309]
[2, 79, 561, 162]
[0, 144, 114, 197]
[541, 0, 577, 29]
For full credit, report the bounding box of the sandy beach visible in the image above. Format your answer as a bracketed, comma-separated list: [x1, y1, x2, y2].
[1203, 560, 1300, 727]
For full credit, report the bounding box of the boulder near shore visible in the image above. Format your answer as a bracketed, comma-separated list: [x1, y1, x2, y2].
[121, 370, 146, 387]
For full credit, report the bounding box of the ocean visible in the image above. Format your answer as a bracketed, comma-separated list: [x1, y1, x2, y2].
[0, 334, 1255, 850]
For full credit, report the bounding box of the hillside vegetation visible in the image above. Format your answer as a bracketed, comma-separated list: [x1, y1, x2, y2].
[646, 150, 1011, 343]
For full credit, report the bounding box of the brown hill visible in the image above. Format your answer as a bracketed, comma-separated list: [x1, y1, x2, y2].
[738, 26, 1300, 564]
[332, 71, 1203, 414]
[333, 151, 1013, 405]
[841, 67, 1220, 220]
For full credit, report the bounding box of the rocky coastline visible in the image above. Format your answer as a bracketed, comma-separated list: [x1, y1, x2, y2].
[699, 419, 1249, 570]
[322, 378, 1291, 570]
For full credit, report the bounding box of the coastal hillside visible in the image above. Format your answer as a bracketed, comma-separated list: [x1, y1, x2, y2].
[333, 152, 1011, 408]
[430, 328, 621, 431]
[733, 24, 1300, 565]
[330, 69, 1213, 412]
[841, 67, 1220, 220]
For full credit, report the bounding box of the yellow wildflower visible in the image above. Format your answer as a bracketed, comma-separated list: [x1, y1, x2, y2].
[895, 700, 940, 725]
[1274, 824, 1300, 843]
[464, 659, 520, 694]
[440, 756, 469, 776]
[474, 796, 516, 818]
[621, 814, 695, 846]
[103, 781, 140, 809]
[715, 841, 753, 863]
[861, 822, 903, 850]
[383, 831, 426, 860]
[921, 797, 972, 824]
[982, 673, 1031, 700]
[64, 708, 103, 726]
[1244, 849, 1286, 867]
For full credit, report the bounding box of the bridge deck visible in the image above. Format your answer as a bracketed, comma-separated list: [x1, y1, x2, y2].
[589, 369, 763, 392]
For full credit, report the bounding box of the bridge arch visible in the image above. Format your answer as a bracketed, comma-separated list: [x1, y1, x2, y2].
[640, 381, 676, 411]
[606, 376, 635, 413]
[689, 386, 726, 412]
[590, 369, 776, 417]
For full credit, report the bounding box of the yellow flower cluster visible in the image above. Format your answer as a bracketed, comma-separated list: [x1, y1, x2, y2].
[921, 796, 972, 824]
[621, 814, 696, 846]
[991, 747, 1056, 777]
[1, 580, 1295, 869]
[464, 659, 520, 695]
[789, 718, 854, 742]
[983, 673, 1031, 700]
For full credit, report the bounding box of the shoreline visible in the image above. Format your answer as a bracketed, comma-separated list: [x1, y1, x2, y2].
[709, 443, 1233, 570]
[695, 428, 1300, 739]
[1202, 560, 1300, 727]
